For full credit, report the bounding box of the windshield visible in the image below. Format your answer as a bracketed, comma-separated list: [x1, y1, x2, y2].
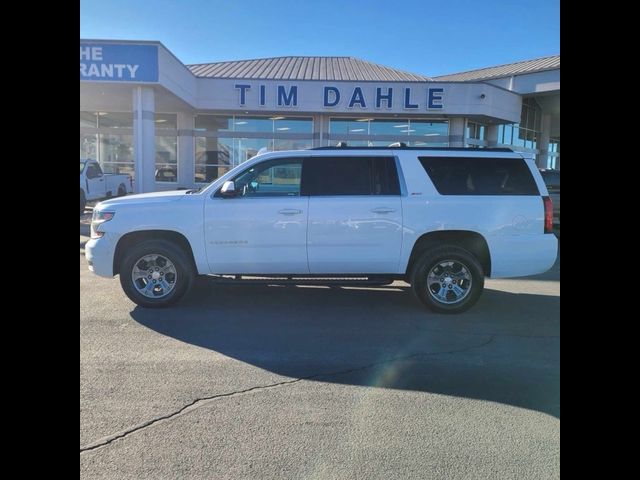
[80, 161, 86, 174]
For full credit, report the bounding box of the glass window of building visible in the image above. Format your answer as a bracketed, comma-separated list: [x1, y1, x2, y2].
[273, 138, 314, 151]
[329, 118, 371, 135]
[369, 119, 404, 135]
[329, 118, 448, 146]
[154, 114, 178, 183]
[496, 99, 542, 153]
[80, 133, 98, 160]
[97, 112, 133, 128]
[80, 111, 98, 128]
[155, 113, 178, 130]
[194, 115, 313, 183]
[195, 137, 232, 183]
[269, 116, 313, 134]
[155, 136, 178, 183]
[466, 122, 487, 148]
[233, 116, 273, 133]
[80, 111, 135, 182]
[410, 120, 448, 137]
[548, 138, 560, 169]
[195, 114, 233, 132]
[100, 134, 134, 177]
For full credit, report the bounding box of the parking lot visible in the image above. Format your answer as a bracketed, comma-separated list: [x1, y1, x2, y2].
[80, 232, 559, 479]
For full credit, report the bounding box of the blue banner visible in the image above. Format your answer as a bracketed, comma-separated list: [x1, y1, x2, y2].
[80, 44, 158, 82]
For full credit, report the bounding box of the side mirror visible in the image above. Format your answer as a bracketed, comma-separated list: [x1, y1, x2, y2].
[220, 180, 237, 198]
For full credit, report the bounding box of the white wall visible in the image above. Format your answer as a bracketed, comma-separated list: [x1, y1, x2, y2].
[486, 69, 559, 95]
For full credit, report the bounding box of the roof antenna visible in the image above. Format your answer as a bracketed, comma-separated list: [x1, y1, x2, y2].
[336, 141, 348, 147]
[388, 142, 407, 147]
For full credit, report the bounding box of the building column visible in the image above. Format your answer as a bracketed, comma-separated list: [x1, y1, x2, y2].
[536, 113, 551, 169]
[133, 86, 156, 193]
[312, 114, 322, 147]
[449, 117, 466, 147]
[486, 125, 499, 147]
[177, 112, 195, 187]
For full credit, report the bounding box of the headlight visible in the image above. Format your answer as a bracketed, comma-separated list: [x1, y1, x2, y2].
[90, 210, 115, 239]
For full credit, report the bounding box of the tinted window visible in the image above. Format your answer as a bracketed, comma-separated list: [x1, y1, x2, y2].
[418, 157, 539, 196]
[540, 170, 560, 188]
[302, 157, 400, 196]
[86, 164, 101, 179]
[222, 158, 303, 197]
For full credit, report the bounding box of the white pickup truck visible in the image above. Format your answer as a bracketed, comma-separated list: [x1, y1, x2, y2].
[85, 147, 558, 314]
[80, 159, 133, 214]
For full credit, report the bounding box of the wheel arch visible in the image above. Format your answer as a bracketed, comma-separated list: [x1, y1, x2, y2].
[113, 230, 197, 276]
[405, 230, 491, 278]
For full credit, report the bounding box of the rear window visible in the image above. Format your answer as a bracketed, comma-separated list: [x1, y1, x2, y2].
[302, 156, 400, 196]
[418, 156, 539, 196]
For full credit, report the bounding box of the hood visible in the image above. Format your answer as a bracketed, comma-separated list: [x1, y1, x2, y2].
[96, 190, 191, 208]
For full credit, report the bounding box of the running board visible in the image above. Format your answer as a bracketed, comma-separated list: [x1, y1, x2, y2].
[204, 275, 395, 286]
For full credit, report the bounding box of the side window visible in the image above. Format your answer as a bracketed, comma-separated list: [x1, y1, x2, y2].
[302, 156, 400, 196]
[223, 158, 303, 198]
[418, 157, 539, 196]
[86, 164, 101, 179]
[541, 171, 560, 189]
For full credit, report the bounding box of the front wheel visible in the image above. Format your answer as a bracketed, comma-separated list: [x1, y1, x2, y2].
[410, 246, 484, 314]
[119, 240, 195, 308]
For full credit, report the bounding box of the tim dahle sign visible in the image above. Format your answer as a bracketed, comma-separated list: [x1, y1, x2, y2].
[234, 83, 444, 110]
[80, 44, 158, 82]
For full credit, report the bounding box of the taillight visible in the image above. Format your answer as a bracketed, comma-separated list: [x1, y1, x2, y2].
[542, 196, 553, 233]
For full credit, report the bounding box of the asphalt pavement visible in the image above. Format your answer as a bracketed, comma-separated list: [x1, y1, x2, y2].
[80, 233, 560, 479]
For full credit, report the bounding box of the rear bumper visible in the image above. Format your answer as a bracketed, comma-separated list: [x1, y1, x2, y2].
[488, 234, 558, 278]
[85, 233, 117, 278]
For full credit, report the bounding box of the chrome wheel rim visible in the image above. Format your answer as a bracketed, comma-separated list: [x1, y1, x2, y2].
[131, 254, 177, 299]
[426, 260, 472, 305]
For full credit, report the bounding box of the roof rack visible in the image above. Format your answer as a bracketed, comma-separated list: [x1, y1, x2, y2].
[311, 145, 515, 152]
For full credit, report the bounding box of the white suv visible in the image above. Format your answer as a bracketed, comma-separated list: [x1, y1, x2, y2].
[85, 147, 557, 314]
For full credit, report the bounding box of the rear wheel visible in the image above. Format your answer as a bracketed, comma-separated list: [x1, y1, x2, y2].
[119, 240, 194, 308]
[117, 184, 126, 196]
[410, 246, 484, 314]
[80, 191, 86, 215]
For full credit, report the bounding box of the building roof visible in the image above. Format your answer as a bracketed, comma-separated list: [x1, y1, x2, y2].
[187, 56, 431, 82]
[434, 55, 560, 82]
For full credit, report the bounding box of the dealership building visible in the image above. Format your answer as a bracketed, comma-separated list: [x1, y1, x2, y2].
[80, 40, 560, 193]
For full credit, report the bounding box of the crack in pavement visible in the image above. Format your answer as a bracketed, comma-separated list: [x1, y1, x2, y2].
[80, 335, 494, 454]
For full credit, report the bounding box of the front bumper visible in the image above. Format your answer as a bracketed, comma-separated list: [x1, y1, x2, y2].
[85, 233, 117, 277]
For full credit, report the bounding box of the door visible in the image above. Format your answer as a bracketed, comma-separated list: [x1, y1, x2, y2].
[303, 156, 403, 274]
[85, 162, 105, 200]
[204, 157, 309, 274]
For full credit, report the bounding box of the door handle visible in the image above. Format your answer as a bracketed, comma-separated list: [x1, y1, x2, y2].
[278, 209, 302, 215]
[371, 207, 396, 214]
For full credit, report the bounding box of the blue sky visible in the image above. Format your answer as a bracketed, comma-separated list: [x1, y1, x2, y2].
[80, 0, 559, 77]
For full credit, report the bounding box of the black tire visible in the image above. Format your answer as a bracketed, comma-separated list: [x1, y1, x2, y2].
[410, 246, 485, 314]
[119, 239, 195, 308]
[80, 190, 86, 215]
[117, 184, 126, 197]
